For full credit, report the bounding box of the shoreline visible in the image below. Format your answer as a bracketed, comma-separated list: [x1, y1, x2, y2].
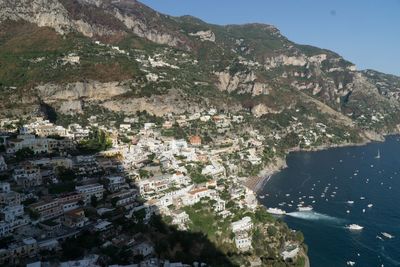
[249, 131, 399, 194]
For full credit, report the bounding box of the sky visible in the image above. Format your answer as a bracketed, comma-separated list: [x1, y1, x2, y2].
[140, 0, 400, 76]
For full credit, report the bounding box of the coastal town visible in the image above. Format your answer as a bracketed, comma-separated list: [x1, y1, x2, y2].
[0, 110, 309, 267]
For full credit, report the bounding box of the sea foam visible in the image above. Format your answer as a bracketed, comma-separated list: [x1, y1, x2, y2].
[287, 211, 345, 224]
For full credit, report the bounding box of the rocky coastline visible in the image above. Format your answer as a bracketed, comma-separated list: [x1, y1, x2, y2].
[249, 130, 399, 194]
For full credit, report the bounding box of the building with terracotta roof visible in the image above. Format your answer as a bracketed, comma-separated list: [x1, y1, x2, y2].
[189, 135, 202, 146]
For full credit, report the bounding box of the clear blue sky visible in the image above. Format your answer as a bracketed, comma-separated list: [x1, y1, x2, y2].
[140, 0, 400, 76]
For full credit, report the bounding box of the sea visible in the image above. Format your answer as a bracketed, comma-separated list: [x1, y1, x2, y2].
[259, 135, 400, 267]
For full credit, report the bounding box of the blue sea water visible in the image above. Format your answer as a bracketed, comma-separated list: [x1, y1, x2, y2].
[259, 136, 400, 267]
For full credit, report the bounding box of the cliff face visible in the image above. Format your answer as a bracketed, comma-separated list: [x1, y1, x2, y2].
[0, 0, 400, 132]
[0, 0, 189, 47]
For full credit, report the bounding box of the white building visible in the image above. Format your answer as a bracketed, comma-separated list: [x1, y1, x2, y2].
[201, 163, 225, 177]
[0, 205, 29, 237]
[171, 210, 189, 228]
[6, 134, 49, 154]
[231, 216, 253, 233]
[234, 233, 252, 251]
[0, 156, 7, 171]
[132, 241, 154, 257]
[12, 164, 42, 188]
[105, 176, 128, 192]
[75, 184, 105, 204]
[214, 199, 226, 212]
[181, 188, 215, 206]
[0, 182, 10, 193]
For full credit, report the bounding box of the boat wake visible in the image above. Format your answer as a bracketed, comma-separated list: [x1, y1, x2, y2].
[351, 238, 400, 266]
[286, 211, 345, 224]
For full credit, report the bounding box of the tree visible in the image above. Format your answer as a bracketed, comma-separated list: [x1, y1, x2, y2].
[15, 147, 34, 161]
[267, 226, 278, 237]
[281, 132, 300, 149]
[27, 208, 40, 221]
[91, 195, 98, 207]
[139, 169, 150, 179]
[78, 127, 112, 153]
[295, 231, 304, 243]
[111, 197, 119, 207]
[56, 166, 76, 182]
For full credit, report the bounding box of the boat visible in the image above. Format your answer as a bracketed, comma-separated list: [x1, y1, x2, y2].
[375, 149, 381, 159]
[298, 206, 313, 212]
[347, 224, 364, 231]
[259, 195, 265, 199]
[367, 204, 373, 208]
[347, 261, 356, 266]
[267, 208, 286, 215]
[381, 232, 395, 239]
[360, 197, 365, 200]
[347, 201, 354, 204]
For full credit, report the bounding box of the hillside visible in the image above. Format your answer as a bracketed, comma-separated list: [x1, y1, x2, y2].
[0, 0, 399, 136]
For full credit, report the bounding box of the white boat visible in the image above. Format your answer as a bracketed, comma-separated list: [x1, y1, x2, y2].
[367, 204, 373, 208]
[298, 206, 313, 212]
[259, 195, 265, 199]
[347, 201, 354, 204]
[381, 232, 395, 239]
[375, 149, 381, 159]
[360, 197, 365, 200]
[267, 208, 286, 215]
[347, 224, 364, 231]
[347, 261, 356, 266]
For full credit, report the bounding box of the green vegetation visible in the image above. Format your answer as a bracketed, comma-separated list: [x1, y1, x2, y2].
[48, 182, 76, 194]
[0, 21, 142, 90]
[56, 167, 76, 182]
[78, 127, 112, 153]
[15, 147, 35, 161]
[186, 164, 211, 184]
[61, 231, 101, 260]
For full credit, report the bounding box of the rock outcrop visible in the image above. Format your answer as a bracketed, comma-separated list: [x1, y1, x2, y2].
[215, 71, 270, 96]
[0, 0, 189, 48]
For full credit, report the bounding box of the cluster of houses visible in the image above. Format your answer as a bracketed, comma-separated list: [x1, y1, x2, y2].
[0, 110, 303, 266]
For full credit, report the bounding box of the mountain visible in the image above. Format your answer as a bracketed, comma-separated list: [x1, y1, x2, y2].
[1, 0, 400, 133]
[2, 0, 400, 266]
